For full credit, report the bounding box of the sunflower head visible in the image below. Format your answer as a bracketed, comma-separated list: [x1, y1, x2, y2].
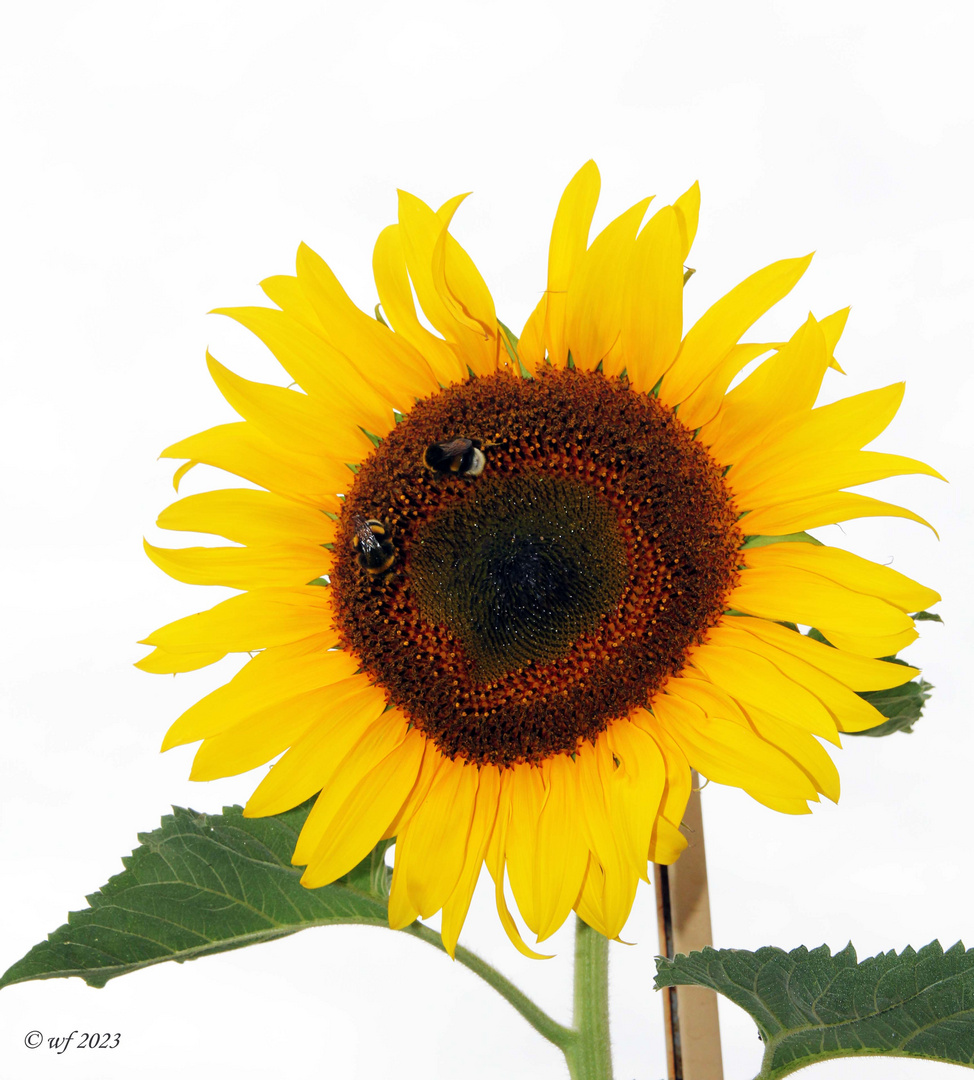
[140, 162, 942, 957]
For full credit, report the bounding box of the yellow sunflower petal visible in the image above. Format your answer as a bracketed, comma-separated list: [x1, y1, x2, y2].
[820, 305, 850, 362]
[675, 342, 774, 431]
[299, 728, 425, 887]
[396, 191, 498, 377]
[744, 543, 941, 614]
[665, 672, 839, 801]
[657, 672, 748, 723]
[485, 772, 552, 960]
[171, 460, 197, 491]
[382, 743, 448, 841]
[143, 538, 330, 590]
[819, 625, 919, 658]
[504, 764, 546, 936]
[440, 765, 501, 958]
[618, 205, 684, 392]
[673, 181, 700, 260]
[295, 242, 441, 400]
[544, 160, 601, 365]
[683, 305, 850, 432]
[575, 739, 638, 932]
[156, 488, 336, 547]
[653, 689, 819, 798]
[259, 273, 323, 329]
[135, 646, 227, 674]
[161, 634, 358, 750]
[701, 314, 831, 464]
[739, 491, 937, 538]
[743, 704, 840, 803]
[658, 253, 813, 409]
[372, 224, 466, 385]
[249, 704, 408, 820]
[650, 817, 690, 865]
[732, 449, 946, 509]
[140, 586, 337, 656]
[518, 294, 547, 368]
[298, 726, 417, 871]
[738, 384, 905, 477]
[214, 306, 398, 431]
[399, 757, 478, 918]
[205, 353, 372, 461]
[576, 851, 639, 942]
[605, 721, 667, 881]
[161, 422, 350, 509]
[190, 676, 385, 781]
[573, 856, 613, 939]
[724, 615, 918, 689]
[687, 642, 839, 743]
[636, 720, 690, 865]
[387, 862, 420, 930]
[705, 625, 886, 733]
[565, 196, 653, 372]
[745, 791, 813, 814]
[533, 754, 590, 942]
[432, 197, 500, 375]
[728, 382, 915, 495]
[730, 564, 916, 645]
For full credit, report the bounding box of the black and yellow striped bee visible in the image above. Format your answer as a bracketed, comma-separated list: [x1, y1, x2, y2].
[351, 515, 395, 576]
[423, 437, 486, 477]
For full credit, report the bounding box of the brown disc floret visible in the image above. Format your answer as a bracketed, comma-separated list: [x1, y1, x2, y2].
[330, 367, 742, 767]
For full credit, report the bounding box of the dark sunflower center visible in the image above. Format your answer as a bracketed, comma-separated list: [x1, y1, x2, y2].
[410, 475, 628, 679]
[330, 367, 742, 767]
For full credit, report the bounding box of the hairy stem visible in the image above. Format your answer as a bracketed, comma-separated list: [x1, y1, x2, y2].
[404, 922, 574, 1050]
[564, 916, 614, 1080]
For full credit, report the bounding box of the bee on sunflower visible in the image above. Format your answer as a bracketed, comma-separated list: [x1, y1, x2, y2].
[139, 162, 941, 959]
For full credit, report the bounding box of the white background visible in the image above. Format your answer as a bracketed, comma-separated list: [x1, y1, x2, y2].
[1, 2, 971, 1078]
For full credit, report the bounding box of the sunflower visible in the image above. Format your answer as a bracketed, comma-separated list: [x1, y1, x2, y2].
[139, 162, 941, 959]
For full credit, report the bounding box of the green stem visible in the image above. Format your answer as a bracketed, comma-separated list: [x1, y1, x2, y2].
[404, 923, 574, 1050]
[564, 916, 614, 1080]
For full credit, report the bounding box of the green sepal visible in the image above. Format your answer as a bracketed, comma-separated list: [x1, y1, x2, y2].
[497, 318, 519, 348]
[912, 609, 944, 623]
[0, 802, 397, 991]
[655, 941, 974, 1079]
[497, 318, 533, 379]
[740, 532, 823, 550]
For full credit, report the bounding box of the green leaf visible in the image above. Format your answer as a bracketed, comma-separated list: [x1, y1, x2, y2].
[0, 802, 396, 990]
[912, 609, 944, 623]
[850, 675, 933, 737]
[800, 625, 934, 737]
[655, 941, 974, 1079]
[740, 532, 823, 550]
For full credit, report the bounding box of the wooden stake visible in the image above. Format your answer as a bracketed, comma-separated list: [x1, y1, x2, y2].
[654, 772, 723, 1080]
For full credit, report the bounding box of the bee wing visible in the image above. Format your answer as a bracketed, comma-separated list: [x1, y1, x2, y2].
[353, 515, 382, 554]
[439, 437, 474, 457]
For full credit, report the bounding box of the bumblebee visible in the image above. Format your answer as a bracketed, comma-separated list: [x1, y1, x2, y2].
[351, 515, 395, 576]
[423, 437, 486, 477]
